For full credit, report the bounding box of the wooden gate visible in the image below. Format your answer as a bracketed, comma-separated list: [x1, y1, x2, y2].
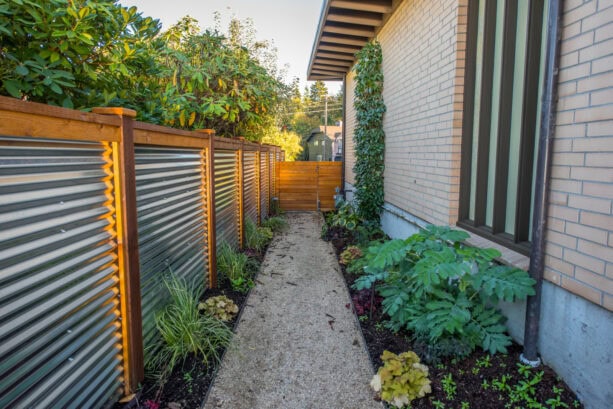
[278, 162, 342, 211]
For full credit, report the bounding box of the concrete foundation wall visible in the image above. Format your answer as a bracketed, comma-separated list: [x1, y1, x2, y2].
[538, 282, 613, 409]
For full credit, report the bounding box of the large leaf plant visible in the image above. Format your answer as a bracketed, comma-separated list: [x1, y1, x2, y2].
[354, 226, 536, 356]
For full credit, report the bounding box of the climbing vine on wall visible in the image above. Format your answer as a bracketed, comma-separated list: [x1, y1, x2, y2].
[352, 40, 386, 222]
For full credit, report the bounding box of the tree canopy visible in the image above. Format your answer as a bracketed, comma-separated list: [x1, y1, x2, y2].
[0, 0, 302, 148]
[274, 80, 343, 159]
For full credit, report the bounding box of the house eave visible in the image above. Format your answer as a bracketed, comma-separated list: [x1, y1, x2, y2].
[307, 0, 394, 81]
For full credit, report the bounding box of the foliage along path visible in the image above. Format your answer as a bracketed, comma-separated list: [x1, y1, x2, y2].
[203, 212, 381, 409]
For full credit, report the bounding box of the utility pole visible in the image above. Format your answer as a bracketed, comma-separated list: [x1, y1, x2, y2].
[323, 96, 328, 161]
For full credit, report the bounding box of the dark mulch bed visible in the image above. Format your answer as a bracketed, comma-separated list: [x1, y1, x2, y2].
[328, 225, 583, 409]
[114, 250, 265, 409]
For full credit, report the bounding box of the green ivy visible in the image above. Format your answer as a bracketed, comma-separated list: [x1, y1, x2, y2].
[352, 40, 386, 222]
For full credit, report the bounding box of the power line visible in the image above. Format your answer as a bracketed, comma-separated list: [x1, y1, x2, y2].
[280, 106, 343, 115]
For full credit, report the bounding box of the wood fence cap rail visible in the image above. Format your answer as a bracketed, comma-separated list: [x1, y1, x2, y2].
[92, 107, 137, 118]
[0, 95, 121, 126]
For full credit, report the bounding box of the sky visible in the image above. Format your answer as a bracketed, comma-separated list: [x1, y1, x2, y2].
[119, 0, 343, 95]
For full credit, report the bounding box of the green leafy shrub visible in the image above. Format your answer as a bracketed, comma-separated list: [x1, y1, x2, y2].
[354, 226, 536, 356]
[261, 216, 288, 232]
[347, 255, 368, 275]
[217, 242, 253, 293]
[1, 4, 284, 139]
[245, 219, 273, 251]
[330, 201, 361, 231]
[370, 350, 432, 408]
[199, 295, 239, 322]
[353, 220, 386, 246]
[323, 201, 384, 246]
[148, 276, 232, 377]
[340, 245, 363, 265]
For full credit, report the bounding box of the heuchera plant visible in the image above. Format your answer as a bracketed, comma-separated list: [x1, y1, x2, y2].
[340, 245, 363, 265]
[351, 289, 382, 316]
[370, 350, 432, 408]
[199, 295, 239, 322]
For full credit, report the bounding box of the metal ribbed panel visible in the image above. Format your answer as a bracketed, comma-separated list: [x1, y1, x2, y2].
[0, 136, 123, 409]
[214, 150, 239, 248]
[135, 146, 208, 360]
[260, 152, 269, 220]
[275, 151, 281, 197]
[243, 151, 258, 225]
[270, 152, 276, 198]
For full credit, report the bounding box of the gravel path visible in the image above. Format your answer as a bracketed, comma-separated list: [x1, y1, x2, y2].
[202, 212, 381, 409]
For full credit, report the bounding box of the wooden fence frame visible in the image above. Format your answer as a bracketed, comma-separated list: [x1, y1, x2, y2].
[0, 96, 283, 396]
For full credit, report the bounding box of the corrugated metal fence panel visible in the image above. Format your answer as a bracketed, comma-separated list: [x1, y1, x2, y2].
[134, 146, 208, 361]
[243, 151, 257, 225]
[0, 136, 123, 408]
[269, 152, 275, 199]
[214, 150, 239, 248]
[260, 152, 269, 220]
[275, 151, 281, 197]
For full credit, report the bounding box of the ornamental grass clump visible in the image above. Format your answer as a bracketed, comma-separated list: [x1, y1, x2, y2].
[370, 350, 432, 408]
[261, 216, 288, 232]
[149, 276, 232, 378]
[217, 242, 253, 292]
[199, 295, 239, 322]
[245, 219, 273, 251]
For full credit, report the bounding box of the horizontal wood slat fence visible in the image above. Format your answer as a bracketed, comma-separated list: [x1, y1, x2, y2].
[278, 161, 342, 211]
[0, 96, 283, 408]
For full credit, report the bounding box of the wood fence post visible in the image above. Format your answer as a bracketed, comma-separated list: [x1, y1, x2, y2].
[92, 107, 143, 394]
[256, 149, 261, 225]
[237, 139, 245, 249]
[198, 130, 217, 288]
[261, 144, 268, 219]
[275, 147, 280, 198]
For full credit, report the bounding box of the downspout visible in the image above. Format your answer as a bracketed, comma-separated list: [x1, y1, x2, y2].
[341, 76, 347, 199]
[521, 0, 563, 366]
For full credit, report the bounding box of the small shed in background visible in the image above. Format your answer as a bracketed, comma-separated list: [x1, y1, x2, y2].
[305, 124, 342, 161]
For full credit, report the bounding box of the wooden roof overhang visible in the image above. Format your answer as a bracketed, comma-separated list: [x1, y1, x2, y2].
[307, 0, 394, 81]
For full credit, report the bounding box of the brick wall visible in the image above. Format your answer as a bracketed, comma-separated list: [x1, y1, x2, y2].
[376, 0, 466, 225]
[545, 0, 613, 310]
[343, 0, 466, 225]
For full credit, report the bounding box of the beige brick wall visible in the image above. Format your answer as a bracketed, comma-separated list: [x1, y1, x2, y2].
[545, 0, 613, 310]
[377, 0, 465, 225]
[343, 0, 466, 224]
